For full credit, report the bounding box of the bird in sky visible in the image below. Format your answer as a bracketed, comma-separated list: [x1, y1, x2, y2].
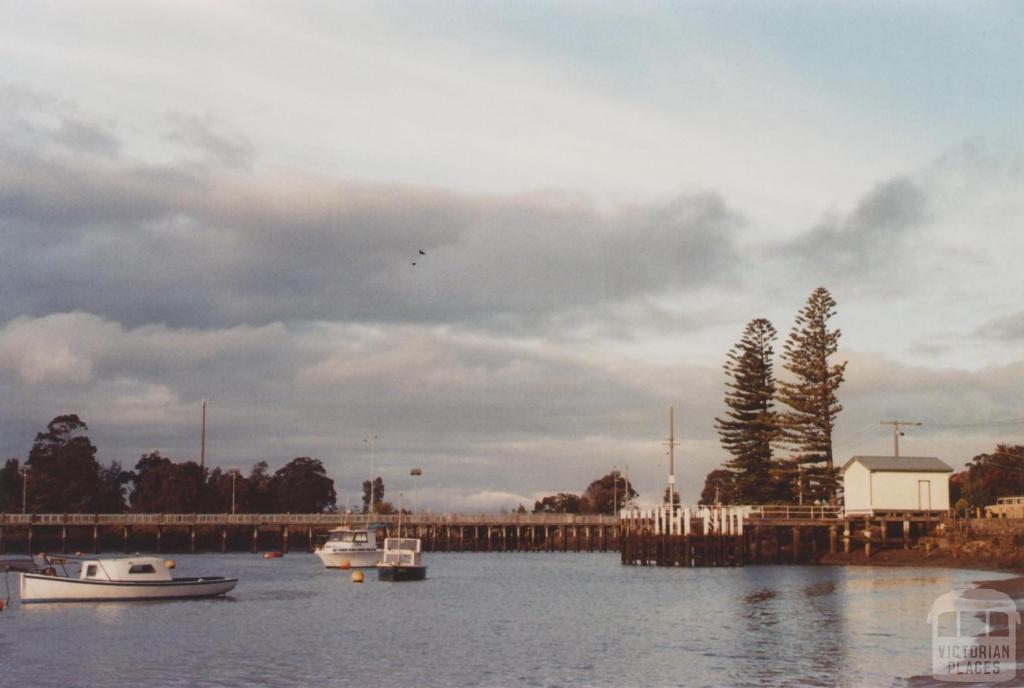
[418, 249, 426, 255]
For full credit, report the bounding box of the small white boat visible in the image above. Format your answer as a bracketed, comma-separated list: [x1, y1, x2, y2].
[377, 537, 427, 582]
[19, 556, 237, 603]
[314, 527, 383, 568]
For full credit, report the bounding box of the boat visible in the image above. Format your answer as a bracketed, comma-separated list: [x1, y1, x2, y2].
[314, 526, 383, 568]
[376, 537, 427, 581]
[18, 555, 237, 603]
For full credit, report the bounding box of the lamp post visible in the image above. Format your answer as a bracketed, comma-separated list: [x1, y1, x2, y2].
[228, 466, 241, 515]
[20, 464, 30, 514]
[410, 468, 422, 513]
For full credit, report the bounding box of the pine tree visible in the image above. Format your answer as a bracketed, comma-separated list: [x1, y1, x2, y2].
[715, 318, 779, 503]
[777, 287, 847, 505]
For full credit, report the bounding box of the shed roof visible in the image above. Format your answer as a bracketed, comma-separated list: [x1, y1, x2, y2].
[841, 456, 953, 474]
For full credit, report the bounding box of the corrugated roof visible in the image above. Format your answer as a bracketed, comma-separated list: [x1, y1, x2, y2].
[841, 456, 954, 473]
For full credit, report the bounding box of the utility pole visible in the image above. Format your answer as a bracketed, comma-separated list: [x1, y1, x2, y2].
[798, 464, 804, 506]
[665, 406, 679, 512]
[365, 435, 378, 513]
[612, 465, 618, 516]
[200, 398, 207, 470]
[21, 465, 30, 514]
[880, 420, 922, 457]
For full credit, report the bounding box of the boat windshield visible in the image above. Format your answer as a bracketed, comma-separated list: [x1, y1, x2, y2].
[328, 531, 369, 543]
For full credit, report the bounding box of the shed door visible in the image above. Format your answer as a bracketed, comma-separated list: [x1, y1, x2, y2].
[918, 480, 931, 511]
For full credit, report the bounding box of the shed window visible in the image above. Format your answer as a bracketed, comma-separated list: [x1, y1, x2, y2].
[129, 564, 156, 574]
[85, 565, 97, 577]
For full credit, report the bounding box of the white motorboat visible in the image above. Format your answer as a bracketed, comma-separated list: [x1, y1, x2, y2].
[314, 526, 383, 568]
[19, 555, 237, 603]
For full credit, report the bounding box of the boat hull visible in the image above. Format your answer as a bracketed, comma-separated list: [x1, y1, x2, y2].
[315, 549, 381, 568]
[377, 565, 427, 582]
[19, 573, 237, 603]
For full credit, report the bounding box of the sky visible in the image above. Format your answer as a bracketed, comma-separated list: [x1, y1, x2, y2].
[0, 2, 1021, 510]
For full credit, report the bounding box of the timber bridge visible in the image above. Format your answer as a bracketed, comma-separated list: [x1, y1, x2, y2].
[0, 507, 947, 564]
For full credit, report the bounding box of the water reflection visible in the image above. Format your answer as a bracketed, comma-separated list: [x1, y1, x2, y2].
[4, 553, 1014, 688]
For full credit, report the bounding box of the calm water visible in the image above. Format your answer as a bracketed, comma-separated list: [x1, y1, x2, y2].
[0, 553, 1012, 687]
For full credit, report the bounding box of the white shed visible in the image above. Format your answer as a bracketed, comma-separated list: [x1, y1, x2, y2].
[841, 456, 953, 515]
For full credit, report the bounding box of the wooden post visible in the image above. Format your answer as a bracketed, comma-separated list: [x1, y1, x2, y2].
[221, 528, 228, 553]
[308, 527, 314, 553]
[190, 526, 197, 553]
[156, 526, 162, 553]
[93, 525, 100, 554]
[61, 525, 68, 553]
[880, 519, 888, 546]
[28, 525, 33, 554]
[791, 527, 800, 563]
[123, 525, 130, 553]
[829, 525, 837, 555]
[843, 522, 850, 554]
[251, 526, 258, 553]
[903, 520, 911, 549]
[282, 526, 289, 554]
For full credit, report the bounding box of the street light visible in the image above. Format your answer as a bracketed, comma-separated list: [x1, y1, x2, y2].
[20, 464, 30, 514]
[410, 468, 422, 513]
[228, 466, 241, 515]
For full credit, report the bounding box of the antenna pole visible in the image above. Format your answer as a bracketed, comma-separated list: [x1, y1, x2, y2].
[880, 420, 922, 457]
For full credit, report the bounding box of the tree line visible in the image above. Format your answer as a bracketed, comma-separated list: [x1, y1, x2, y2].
[702, 286, 847, 506]
[0, 414, 337, 514]
[532, 470, 637, 515]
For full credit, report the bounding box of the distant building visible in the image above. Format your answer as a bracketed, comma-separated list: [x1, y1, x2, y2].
[841, 456, 953, 515]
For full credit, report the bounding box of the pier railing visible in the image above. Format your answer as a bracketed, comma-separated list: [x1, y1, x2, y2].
[0, 512, 619, 527]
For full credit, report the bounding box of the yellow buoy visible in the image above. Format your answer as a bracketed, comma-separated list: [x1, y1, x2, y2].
[339, 559, 351, 570]
[164, 559, 176, 570]
[351, 570, 364, 583]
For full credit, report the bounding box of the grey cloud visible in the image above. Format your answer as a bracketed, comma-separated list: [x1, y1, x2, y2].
[0, 84, 121, 158]
[165, 112, 256, 169]
[0, 141, 739, 331]
[973, 312, 1024, 341]
[776, 176, 929, 278]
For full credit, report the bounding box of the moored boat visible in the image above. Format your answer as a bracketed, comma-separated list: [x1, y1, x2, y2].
[314, 526, 383, 568]
[19, 555, 237, 603]
[376, 537, 427, 582]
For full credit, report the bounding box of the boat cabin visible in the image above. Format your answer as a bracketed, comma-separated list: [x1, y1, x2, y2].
[381, 537, 422, 567]
[78, 557, 173, 582]
[325, 528, 380, 547]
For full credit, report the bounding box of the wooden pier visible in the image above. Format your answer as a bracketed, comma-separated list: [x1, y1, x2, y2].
[0, 512, 619, 555]
[620, 505, 947, 567]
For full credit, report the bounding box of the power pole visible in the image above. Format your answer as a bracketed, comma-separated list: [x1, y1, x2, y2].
[880, 420, 922, 457]
[200, 398, 207, 469]
[665, 406, 679, 512]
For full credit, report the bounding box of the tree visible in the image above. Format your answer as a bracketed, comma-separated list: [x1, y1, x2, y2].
[777, 287, 847, 505]
[0, 458, 23, 512]
[130, 456, 206, 513]
[271, 457, 336, 513]
[362, 476, 385, 514]
[533, 493, 584, 513]
[96, 460, 131, 513]
[247, 461, 275, 513]
[582, 471, 637, 514]
[699, 469, 736, 505]
[959, 445, 1024, 510]
[26, 415, 104, 512]
[715, 318, 780, 503]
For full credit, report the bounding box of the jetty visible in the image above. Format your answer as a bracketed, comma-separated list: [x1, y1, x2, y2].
[619, 504, 947, 566]
[0, 512, 620, 555]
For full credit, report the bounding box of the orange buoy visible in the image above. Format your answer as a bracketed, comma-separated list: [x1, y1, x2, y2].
[164, 559, 176, 570]
[338, 559, 351, 570]
[263, 551, 282, 559]
[351, 570, 364, 583]
[0, 598, 5, 611]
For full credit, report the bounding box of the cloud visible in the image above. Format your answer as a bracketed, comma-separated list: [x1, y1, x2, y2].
[777, 176, 928, 279]
[973, 312, 1024, 342]
[0, 135, 740, 331]
[165, 112, 255, 169]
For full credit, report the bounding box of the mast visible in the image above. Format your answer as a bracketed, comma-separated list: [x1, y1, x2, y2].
[666, 405, 678, 511]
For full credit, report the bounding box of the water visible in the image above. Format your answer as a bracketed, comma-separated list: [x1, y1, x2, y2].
[0, 553, 1012, 687]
